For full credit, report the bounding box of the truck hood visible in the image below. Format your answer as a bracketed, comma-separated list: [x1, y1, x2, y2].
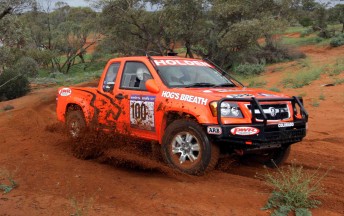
[177, 87, 289, 101]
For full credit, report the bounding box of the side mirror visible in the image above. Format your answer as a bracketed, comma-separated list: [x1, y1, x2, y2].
[145, 79, 160, 94]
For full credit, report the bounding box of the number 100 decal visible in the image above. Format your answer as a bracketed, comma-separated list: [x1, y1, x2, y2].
[130, 95, 155, 131]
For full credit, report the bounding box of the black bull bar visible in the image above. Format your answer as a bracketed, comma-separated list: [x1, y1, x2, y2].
[216, 96, 309, 125]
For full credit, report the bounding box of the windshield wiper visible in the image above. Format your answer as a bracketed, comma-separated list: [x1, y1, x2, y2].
[185, 83, 216, 88]
[213, 83, 236, 87]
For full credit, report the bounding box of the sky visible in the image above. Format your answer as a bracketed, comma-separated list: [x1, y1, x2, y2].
[54, 0, 90, 7]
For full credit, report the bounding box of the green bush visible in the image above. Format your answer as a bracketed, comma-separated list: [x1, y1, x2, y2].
[300, 28, 314, 37]
[262, 164, 327, 216]
[233, 63, 265, 77]
[299, 18, 313, 27]
[330, 34, 344, 47]
[14, 57, 39, 77]
[0, 69, 30, 101]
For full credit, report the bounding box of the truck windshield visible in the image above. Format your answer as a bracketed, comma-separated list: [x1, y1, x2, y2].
[157, 65, 236, 88]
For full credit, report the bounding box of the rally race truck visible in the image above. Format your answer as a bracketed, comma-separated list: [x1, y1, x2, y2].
[56, 56, 308, 175]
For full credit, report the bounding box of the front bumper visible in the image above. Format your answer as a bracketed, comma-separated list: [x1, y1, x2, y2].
[205, 96, 308, 150]
[205, 120, 306, 148]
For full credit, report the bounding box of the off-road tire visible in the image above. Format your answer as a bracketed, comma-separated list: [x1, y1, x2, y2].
[66, 110, 86, 139]
[161, 119, 219, 175]
[261, 145, 291, 168]
[66, 110, 100, 160]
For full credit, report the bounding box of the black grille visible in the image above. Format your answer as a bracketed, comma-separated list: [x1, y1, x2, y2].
[247, 104, 290, 120]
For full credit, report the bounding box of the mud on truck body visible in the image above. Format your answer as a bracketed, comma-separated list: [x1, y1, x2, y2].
[56, 56, 308, 175]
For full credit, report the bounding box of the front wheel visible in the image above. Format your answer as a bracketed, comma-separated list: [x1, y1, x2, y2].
[161, 119, 219, 175]
[260, 146, 291, 168]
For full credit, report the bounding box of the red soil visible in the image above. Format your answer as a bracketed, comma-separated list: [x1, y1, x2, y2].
[0, 46, 344, 215]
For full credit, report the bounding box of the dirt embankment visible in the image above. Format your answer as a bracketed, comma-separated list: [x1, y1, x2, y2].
[0, 45, 344, 215]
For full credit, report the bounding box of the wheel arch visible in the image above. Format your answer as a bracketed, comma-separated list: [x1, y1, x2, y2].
[65, 103, 89, 124]
[159, 111, 198, 144]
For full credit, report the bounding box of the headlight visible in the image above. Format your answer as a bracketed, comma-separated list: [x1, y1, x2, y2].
[210, 101, 243, 118]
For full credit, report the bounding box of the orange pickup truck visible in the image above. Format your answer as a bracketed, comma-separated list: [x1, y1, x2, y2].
[56, 56, 308, 175]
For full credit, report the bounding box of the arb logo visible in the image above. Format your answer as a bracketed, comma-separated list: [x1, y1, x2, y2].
[59, 88, 72, 97]
[231, 127, 260, 136]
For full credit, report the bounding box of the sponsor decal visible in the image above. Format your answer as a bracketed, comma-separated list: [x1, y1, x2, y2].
[130, 95, 155, 131]
[278, 122, 294, 128]
[203, 90, 213, 93]
[231, 127, 260, 136]
[154, 59, 213, 67]
[207, 126, 222, 135]
[59, 88, 72, 96]
[161, 91, 208, 105]
[226, 94, 254, 98]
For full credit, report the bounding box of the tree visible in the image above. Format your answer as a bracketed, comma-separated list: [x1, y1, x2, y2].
[21, 1, 101, 73]
[98, 0, 170, 55]
[329, 4, 344, 33]
[163, 0, 208, 58]
[0, 0, 34, 20]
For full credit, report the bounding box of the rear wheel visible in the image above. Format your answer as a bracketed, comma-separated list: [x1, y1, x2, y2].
[161, 119, 219, 175]
[66, 110, 101, 159]
[66, 110, 86, 139]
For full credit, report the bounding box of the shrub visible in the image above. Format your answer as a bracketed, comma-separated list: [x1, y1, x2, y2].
[300, 28, 314, 37]
[299, 18, 313, 27]
[317, 29, 334, 39]
[0, 69, 30, 101]
[14, 57, 39, 77]
[269, 87, 281, 92]
[233, 63, 265, 77]
[330, 34, 344, 47]
[248, 80, 267, 88]
[260, 44, 306, 63]
[2, 105, 14, 111]
[262, 164, 327, 216]
[281, 68, 323, 88]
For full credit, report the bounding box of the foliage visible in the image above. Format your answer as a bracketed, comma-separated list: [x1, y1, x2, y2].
[269, 87, 281, 93]
[319, 93, 325, 101]
[330, 33, 344, 47]
[2, 104, 14, 111]
[0, 168, 18, 194]
[281, 67, 323, 88]
[14, 57, 39, 77]
[70, 196, 93, 216]
[248, 80, 267, 88]
[0, 68, 30, 101]
[310, 99, 320, 107]
[262, 164, 327, 216]
[233, 63, 265, 77]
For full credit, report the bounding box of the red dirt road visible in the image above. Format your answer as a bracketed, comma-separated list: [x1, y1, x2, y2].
[1, 48, 344, 215]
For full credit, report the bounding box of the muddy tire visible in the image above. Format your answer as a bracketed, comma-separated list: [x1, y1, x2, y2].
[161, 119, 219, 175]
[260, 146, 291, 168]
[66, 110, 86, 139]
[66, 110, 100, 160]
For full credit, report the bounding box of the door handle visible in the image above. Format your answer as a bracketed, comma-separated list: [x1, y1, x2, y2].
[115, 93, 124, 100]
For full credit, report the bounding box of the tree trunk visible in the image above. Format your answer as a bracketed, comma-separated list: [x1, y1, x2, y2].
[185, 41, 194, 58]
[342, 22, 344, 33]
[78, 53, 85, 63]
[265, 34, 274, 49]
[0, 7, 12, 20]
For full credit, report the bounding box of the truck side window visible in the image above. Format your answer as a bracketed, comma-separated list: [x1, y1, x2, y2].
[120, 62, 152, 91]
[103, 63, 120, 92]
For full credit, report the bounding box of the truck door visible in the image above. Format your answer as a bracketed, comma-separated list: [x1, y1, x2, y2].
[114, 61, 158, 140]
[94, 62, 123, 131]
